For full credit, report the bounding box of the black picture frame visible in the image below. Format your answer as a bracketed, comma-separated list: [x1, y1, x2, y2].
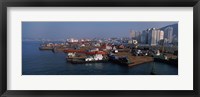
[0, 0, 199, 97]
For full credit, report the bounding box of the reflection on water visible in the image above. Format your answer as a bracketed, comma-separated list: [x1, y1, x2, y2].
[22, 41, 178, 75]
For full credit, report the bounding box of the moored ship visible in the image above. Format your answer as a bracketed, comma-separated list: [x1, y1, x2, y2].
[39, 43, 54, 50]
[39, 46, 54, 50]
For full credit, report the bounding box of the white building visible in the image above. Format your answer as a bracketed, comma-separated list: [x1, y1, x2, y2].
[128, 39, 138, 44]
[93, 54, 103, 60]
[85, 54, 103, 61]
[67, 53, 76, 57]
[159, 30, 164, 40]
[130, 30, 136, 39]
[90, 48, 99, 52]
[67, 38, 79, 43]
[148, 28, 164, 46]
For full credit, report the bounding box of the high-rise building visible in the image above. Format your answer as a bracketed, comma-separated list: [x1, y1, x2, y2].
[130, 30, 136, 39]
[164, 27, 173, 43]
[130, 30, 142, 42]
[131, 28, 164, 45]
[156, 30, 164, 42]
[141, 29, 149, 44]
[159, 31, 164, 40]
[135, 31, 142, 43]
[148, 28, 157, 46]
[148, 28, 164, 46]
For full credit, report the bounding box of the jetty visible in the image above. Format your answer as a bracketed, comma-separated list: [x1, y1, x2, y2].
[128, 56, 153, 67]
[112, 52, 154, 67]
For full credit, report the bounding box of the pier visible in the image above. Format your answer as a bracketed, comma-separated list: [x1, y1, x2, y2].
[128, 56, 154, 67]
[113, 52, 154, 67]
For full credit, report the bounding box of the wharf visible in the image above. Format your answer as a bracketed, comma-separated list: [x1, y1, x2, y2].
[128, 56, 153, 67]
[66, 56, 85, 62]
[53, 47, 66, 52]
[115, 52, 154, 67]
[71, 59, 108, 64]
[39, 46, 54, 50]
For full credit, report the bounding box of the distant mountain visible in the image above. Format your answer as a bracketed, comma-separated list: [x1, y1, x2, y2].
[161, 23, 178, 38]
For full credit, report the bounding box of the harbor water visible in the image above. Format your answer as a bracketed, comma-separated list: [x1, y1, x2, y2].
[22, 41, 178, 75]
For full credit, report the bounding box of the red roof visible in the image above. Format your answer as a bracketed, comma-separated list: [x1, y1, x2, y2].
[64, 49, 107, 55]
[85, 51, 107, 55]
[64, 49, 85, 53]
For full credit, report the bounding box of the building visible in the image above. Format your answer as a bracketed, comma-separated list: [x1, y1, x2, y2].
[156, 30, 164, 43]
[130, 30, 136, 39]
[130, 30, 142, 42]
[136, 31, 142, 43]
[148, 28, 164, 46]
[100, 43, 112, 50]
[159, 30, 164, 40]
[141, 29, 150, 44]
[67, 38, 79, 43]
[128, 39, 138, 44]
[148, 28, 157, 46]
[164, 27, 173, 43]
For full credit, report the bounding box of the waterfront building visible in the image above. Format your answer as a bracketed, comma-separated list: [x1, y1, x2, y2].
[164, 27, 173, 43]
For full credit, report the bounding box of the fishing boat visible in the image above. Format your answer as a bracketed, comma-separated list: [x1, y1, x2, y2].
[39, 43, 54, 50]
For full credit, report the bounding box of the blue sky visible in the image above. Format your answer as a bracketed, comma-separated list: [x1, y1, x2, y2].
[22, 22, 177, 41]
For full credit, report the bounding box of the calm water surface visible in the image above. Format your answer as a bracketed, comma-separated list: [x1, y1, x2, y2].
[22, 41, 178, 75]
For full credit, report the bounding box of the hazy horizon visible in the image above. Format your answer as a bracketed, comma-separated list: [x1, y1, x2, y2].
[22, 22, 178, 41]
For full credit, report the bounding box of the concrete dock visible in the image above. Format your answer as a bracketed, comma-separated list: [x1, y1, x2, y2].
[128, 56, 153, 67]
[115, 52, 154, 67]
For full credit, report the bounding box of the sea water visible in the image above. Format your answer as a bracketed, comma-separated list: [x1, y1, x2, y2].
[22, 41, 178, 75]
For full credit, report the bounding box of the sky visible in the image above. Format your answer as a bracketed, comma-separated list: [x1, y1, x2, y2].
[22, 22, 177, 41]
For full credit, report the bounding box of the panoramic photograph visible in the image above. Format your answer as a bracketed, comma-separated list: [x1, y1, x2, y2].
[22, 22, 178, 75]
